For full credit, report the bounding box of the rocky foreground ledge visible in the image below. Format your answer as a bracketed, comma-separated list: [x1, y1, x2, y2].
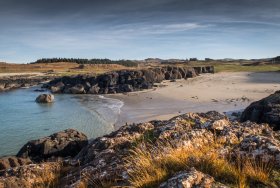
[43, 66, 214, 94]
[1, 91, 280, 188]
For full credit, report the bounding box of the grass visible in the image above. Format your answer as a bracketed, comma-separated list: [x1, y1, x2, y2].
[28, 162, 62, 188]
[214, 63, 280, 73]
[131, 130, 158, 147]
[0, 62, 131, 76]
[1, 61, 280, 75]
[183, 61, 280, 73]
[125, 141, 278, 188]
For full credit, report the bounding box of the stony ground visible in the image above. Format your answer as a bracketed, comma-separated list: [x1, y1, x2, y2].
[1, 92, 280, 187]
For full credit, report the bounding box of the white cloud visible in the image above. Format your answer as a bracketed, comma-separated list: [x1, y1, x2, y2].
[111, 22, 210, 35]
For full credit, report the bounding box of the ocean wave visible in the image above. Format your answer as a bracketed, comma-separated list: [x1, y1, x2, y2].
[73, 95, 124, 126]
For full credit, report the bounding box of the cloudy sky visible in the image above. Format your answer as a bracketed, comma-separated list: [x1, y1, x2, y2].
[0, 0, 280, 63]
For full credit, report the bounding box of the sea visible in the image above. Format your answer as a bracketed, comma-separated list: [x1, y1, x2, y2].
[0, 86, 123, 156]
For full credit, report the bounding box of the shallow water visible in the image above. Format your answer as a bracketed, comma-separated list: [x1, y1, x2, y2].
[0, 86, 123, 156]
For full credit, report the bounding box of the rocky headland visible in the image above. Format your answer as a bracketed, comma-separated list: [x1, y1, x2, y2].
[0, 75, 55, 92]
[1, 90, 280, 188]
[43, 66, 214, 94]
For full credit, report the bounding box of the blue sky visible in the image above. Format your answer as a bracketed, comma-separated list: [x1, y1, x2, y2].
[0, 0, 280, 63]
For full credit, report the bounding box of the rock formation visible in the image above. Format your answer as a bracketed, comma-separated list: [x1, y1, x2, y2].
[43, 66, 214, 94]
[241, 90, 280, 130]
[0, 162, 61, 188]
[159, 168, 223, 188]
[35, 94, 54, 103]
[68, 111, 280, 187]
[0, 75, 54, 92]
[17, 129, 88, 161]
[1, 109, 280, 187]
[0, 157, 32, 171]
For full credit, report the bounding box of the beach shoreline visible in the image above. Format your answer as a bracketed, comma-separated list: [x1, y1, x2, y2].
[111, 71, 280, 127]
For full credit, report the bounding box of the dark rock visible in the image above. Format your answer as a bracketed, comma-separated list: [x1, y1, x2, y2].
[141, 82, 153, 89]
[165, 72, 172, 80]
[108, 87, 117, 94]
[142, 69, 156, 83]
[241, 91, 280, 130]
[16, 129, 88, 161]
[99, 87, 109, 94]
[83, 82, 91, 91]
[45, 66, 214, 95]
[34, 89, 46, 92]
[0, 75, 54, 92]
[35, 94, 54, 103]
[119, 84, 134, 92]
[88, 84, 100, 94]
[69, 84, 85, 94]
[185, 68, 197, 78]
[50, 81, 65, 93]
[0, 157, 32, 171]
[0, 83, 6, 91]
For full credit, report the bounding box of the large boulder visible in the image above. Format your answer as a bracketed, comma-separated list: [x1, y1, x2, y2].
[50, 81, 65, 93]
[35, 94, 54, 103]
[69, 84, 85, 94]
[88, 84, 100, 94]
[16, 129, 88, 161]
[0, 156, 32, 171]
[241, 91, 280, 130]
[0, 83, 5, 90]
[119, 84, 134, 92]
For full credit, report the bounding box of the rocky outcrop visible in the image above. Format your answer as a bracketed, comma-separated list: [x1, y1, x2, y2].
[2, 109, 280, 187]
[69, 84, 86, 94]
[64, 111, 280, 187]
[0, 162, 61, 188]
[17, 129, 88, 161]
[43, 66, 214, 94]
[0, 157, 32, 171]
[241, 91, 280, 130]
[0, 75, 54, 92]
[35, 94, 54, 103]
[159, 168, 227, 188]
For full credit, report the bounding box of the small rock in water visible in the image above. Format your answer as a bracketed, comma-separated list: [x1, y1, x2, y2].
[35, 94, 54, 103]
[34, 89, 46, 92]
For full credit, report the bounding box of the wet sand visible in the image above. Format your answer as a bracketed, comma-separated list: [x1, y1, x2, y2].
[111, 72, 280, 127]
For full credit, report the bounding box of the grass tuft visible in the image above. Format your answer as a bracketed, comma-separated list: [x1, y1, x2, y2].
[125, 141, 277, 188]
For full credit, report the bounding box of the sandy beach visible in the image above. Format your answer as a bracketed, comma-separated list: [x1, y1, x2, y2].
[112, 71, 280, 126]
[0, 72, 44, 77]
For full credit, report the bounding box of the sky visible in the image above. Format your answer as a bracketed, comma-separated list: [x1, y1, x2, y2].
[0, 0, 280, 63]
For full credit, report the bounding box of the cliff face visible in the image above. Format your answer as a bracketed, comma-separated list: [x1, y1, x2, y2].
[44, 66, 214, 94]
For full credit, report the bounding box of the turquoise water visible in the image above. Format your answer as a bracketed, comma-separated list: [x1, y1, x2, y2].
[0, 86, 123, 156]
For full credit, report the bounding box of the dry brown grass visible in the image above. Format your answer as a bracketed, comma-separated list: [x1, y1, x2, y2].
[125, 141, 277, 188]
[29, 162, 62, 188]
[244, 158, 274, 186]
[0, 62, 132, 76]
